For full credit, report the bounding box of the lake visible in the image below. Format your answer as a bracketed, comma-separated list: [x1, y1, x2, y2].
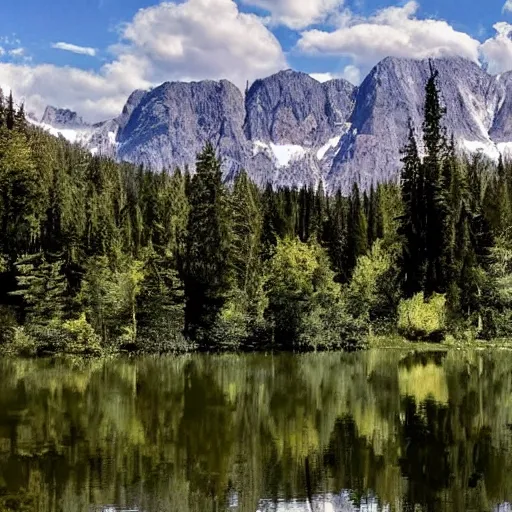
[0, 350, 512, 512]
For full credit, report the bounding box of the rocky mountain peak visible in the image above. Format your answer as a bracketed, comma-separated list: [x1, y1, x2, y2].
[244, 69, 356, 146]
[41, 106, 88, 128]
[35, 56, 512, 194]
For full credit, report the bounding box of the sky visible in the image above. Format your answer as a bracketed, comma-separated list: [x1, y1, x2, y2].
[2, 0, 512, 123]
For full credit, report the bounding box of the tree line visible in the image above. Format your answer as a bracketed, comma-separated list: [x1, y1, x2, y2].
[0, 67, 511, 355]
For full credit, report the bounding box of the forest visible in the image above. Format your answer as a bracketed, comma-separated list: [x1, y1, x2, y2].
[1, 67, 512, 356]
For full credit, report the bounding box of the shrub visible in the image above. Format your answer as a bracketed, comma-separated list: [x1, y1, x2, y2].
[345, 240, 398, 321]
[61, 314, 103, 356]
[398, 293, 447, 341]
[1, 327, 38, 357]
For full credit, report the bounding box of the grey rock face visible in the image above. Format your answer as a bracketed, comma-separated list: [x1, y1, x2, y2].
[242, 71, 356, 187]
[329, 56, 507, 192]
[244, 70, 355, 146]
[41, 106, 88, 128]
[117, 80, 249, 176]
[489, 71, 512, 142]
[39, 56, 512, 193]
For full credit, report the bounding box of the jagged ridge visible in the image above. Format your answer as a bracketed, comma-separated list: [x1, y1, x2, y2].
[34, 56, 512, 193]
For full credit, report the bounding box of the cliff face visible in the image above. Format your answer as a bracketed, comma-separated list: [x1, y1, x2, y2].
[37, 56, 512, 193]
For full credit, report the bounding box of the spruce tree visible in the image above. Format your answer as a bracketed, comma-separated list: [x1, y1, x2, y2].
[11, 253, 68, 327]
[0, 89, 5, 128]
[137, 249, 185, 351]
[422, 62, 448, 295]
[185, 143, 232, 340]
[231, 170, 263, 305]
[6, 91, 14, 131]
[346, 183, 368, 274]
[324, 191, 349, 282]
[400, 121, 424, 295]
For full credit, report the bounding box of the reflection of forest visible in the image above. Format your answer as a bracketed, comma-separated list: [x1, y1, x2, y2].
[0, 351, 512, 512]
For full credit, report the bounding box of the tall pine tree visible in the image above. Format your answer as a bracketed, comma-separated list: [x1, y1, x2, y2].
[185, 144, 232, 340]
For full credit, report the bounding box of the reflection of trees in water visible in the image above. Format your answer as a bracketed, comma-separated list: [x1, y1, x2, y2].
[0, 351, 512, 511]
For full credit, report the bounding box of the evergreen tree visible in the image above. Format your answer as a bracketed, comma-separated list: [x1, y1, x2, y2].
[422, 62, 447, 296]
[324, 191, 349, 282]
[0, 128, 44, 258]
[231, 170, 263, 307]
[346, 183, 368, 274]
[6, 91, 15, 131]
[0, 89, 5, 128]
[137, 248, 185, 351]
[10, 253, 68, 328]
[14, 104, 27, 133]
[185, 143, 233, 340]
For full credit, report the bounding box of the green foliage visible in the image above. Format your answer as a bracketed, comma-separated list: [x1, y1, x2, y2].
[10, 253, 67, 325]
[398, 292, 447, 341]
[264, 238, 365, 350]
[60, 314, 102, 355]
[81, 255, 144, 346]
[1, 327, 38, 357]
[185, 144, 233, 341]
[136, 249, 188, 353]
[345, 240, 399, 322]
[1, 85, 512, 354]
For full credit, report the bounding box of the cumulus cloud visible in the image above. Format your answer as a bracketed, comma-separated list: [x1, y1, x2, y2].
[9, 48, 25, 57]
[296, 1, 480, 83]
[342, 64, 361, 84]
[309, 64, 360, 84]
[504, 0, 512, 13]
[0, 0, 286, 122]
[52, 42, 97, 56]
[240, 0, 343, 29]
[309, 72, 336, 82]
[0, 62, 139, 123]
[480, 22, 512, 75]
[116, 0, 285, 86]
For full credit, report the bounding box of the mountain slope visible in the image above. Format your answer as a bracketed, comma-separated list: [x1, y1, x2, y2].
[34, 56, 512, 193]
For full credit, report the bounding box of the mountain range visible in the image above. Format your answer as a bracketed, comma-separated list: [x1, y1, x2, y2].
[30, 56, 512, 193]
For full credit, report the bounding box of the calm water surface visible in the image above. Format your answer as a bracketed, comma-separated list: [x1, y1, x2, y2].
[1, 350, 512, 512]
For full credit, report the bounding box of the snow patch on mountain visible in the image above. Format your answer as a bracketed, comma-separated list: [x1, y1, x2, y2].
[317, 136, 341, 160]
[269, 143, 307, 167]
[253, 141, 307, 167]
[461, 139, 512, 161]
[461, 139, 500, 160]
[28, 117, 94, 145]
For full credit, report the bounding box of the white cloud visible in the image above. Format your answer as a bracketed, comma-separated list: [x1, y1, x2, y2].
[9, 48, 24, 57]
[240, 0, 343, 29]
[0, 0, 286, 122]
[504, 0, 512, 13]
[309, 72, 336, 82]
[52, 42, 97, 57]
[342, 64, 361, 84]
[296, 1, 480, 83]
[0, 47, 4, 56]
[480, 22, 512, 75]
[309, 64, 359, 84]
[116, 0, 285, 86]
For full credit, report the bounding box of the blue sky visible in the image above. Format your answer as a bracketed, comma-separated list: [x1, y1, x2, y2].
[1, 0, 512, 122]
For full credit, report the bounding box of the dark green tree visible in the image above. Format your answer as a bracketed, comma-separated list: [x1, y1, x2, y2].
[185, 144, 233, 340]
[346, 183, 368, 274]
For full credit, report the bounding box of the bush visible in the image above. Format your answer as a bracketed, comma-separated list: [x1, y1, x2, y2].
[134, 330, 194, 354]
[300, 301, 368, 351]
[0, 305, 18, 346]
[345, 240, 399, 321]
[1, 326, 38, 357]
[61, 314, 103, 356]
[398, 293, 447, 342]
